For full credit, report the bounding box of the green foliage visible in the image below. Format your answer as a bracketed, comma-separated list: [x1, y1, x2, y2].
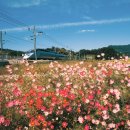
[109, 44, 130, 56]
[1, 48, 24, 56]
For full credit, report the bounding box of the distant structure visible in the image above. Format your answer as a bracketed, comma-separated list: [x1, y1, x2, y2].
[23, 49, 67, 60]
[0, 51, 8, 60]
[85, 54, 95, 60]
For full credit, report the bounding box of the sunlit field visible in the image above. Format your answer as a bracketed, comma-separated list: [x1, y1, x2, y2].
[0, 58, 130, 130]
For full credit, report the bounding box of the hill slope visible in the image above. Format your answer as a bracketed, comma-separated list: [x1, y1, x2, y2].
[109, 44, 130, 56]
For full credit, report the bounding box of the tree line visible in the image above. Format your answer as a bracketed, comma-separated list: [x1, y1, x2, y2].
[1, 46, 124, 60]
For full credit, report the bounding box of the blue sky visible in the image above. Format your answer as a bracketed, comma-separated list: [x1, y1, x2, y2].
[0, 0, 130, 51]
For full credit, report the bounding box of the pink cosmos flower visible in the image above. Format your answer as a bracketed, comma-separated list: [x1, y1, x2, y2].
[127, 120, 130, 127]
[108, 123, 116, 128]
[95, 120, 99, 125]
[95, 102, 100, 107]
[88, 94, 94, 100]
[126, 105, 130, 114]
[13, 87, 22, 96]
[62, 121, 68, 128]
[113, 104, 120, 113]
[92, 119, 96, 124]
[102, 114, 109, 120]
[37, 86, 43, 91]
[101, 121, 106, 126]
[68, 93, 76, 100]
[84, 124, 89, 130]
[80, 61, 84, 64]
[0, 82, 3, 87]
[79, 71, 86, 77]
[6, 101, 14, 108]
[110, 79, 114, 85]
[56, 83, 61, 88]
[49, 62, 54, 68]
[125, 56, 129, 61]
[127, 82, 130, 87]
[3, 119, 10, 126]
[84, 115, 91, 121]
[120, 80, 124, 83]
[37, 114, 45, 122]
[0, 115, 5, 125]
[78, 116, 84, 123]
[112, 109, 118, 113]
[13, 99, 21, 106]
[66, 107, 72, 112]
[50, 125, 54, 129]
[59, 89, 69, 97]
[110, 89, 114, 94]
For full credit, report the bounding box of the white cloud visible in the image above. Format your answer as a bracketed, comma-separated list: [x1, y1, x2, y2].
[9, 0, 46, 8]
[37, 17, 130, 29]
[2, 17, 130, 32]
[113, 0, 130, 6]
[78, 29, 95, 33]
[82, 16, 93, 21]
[2, 26, 29, 32]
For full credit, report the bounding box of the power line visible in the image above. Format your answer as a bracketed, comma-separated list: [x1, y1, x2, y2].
[5, 37, 32, 48]
[0, 9, 29, 28]
[0, 17, 20, 27]
[0, 9, 71, 52]
[39, 31, 66, 48]
[6, 34, 32, 44]
[0, 9, 68, 49]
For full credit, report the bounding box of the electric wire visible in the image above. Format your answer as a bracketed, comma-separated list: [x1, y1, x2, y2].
[0, 9, 29, 27]
[0, 8, 71, 51]
[6, 34, 32, 44]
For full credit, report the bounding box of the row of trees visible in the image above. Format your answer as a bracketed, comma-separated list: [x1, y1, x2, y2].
[1, 46, 124, 60]
[0, 49, 23, 56]
[78, 47, 123, 60]
[43, 46, 123, 60]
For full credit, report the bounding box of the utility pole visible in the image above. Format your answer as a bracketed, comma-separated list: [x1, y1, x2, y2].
[79, 51, 80, 60]
[33, 26, 37, 60]
[0, 31, 3, 61]
[0, 31, 3, 51]
[69, 50, 72, 60]
[55, 47, 57, 52]
[31, 26, 43, 60]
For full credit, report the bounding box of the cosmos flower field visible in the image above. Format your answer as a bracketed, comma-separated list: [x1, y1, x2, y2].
[0, 58, 130, 130]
